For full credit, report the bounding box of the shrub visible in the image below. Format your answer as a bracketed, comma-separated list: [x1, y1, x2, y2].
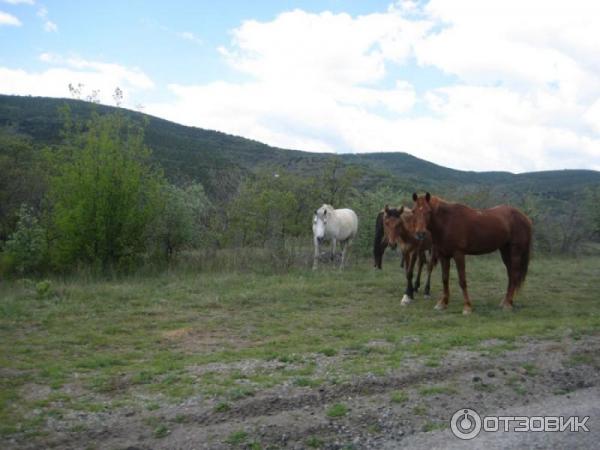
[46, 110, 165, 272]
[2, 204, 47, 275]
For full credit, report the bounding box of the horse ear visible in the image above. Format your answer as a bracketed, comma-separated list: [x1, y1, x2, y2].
[323, 209, 327, 216]
[384, 204, 389, 213]
[425, 192, 431, 202]
[412, 192, 418, 202]
[399, 206, 404, 214]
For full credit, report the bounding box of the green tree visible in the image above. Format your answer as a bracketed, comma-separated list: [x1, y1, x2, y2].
[347, 186, 411, 257]
[319, 157, 361, 207]
[149, 182, 211, 259]
[47, 109, 165, 271]
[226, 169, 322, 247]
[0, 129, 45, 243]
[585, 186, 600, 241]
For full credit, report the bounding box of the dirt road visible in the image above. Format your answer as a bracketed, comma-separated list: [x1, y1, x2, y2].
[5, 335, 600, 449]
[396, 386, 599, 449]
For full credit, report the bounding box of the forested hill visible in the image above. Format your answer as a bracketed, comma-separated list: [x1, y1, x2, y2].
[1, 94, 599, 199]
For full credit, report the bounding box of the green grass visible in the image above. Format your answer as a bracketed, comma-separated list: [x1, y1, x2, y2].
[418, 385, 457, 396]
[521, 363, 538, 376]
[390, 391, 409, 404]
[326, 403, 349, 418]
[0, 255, 599, 438]
[226, 430, 248, 445]
[214, 402, 231, 413]
[153, 424, 170, 438]
[306, 436, 325, 448]
[566, 353, 595, 367]
[506, 375, 528, 396]
[422, 421, 446, 432]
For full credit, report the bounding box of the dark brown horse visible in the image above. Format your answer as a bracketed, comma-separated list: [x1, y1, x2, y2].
[411, 193, 532, 314]
[383, 205, 435, 304]
[373, 209, 405, 269]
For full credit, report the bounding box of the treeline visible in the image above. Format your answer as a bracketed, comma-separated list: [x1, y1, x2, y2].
[1, 109, 599, 277]
[0, 108, 365, 276]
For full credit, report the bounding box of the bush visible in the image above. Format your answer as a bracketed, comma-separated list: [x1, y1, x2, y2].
[147, 182, 212, 259]
[46, 110, 165, 272]
[2, 204, 47, 275]
[35, 280, 52, 298]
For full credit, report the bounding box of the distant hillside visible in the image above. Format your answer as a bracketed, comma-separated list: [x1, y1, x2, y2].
[1, 94, 599, 200]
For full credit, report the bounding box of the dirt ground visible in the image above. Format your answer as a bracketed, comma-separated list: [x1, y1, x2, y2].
[5, 333, 600, 450]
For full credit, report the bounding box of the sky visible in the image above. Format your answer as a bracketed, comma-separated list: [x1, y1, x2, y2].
[1, 0, 599, 173]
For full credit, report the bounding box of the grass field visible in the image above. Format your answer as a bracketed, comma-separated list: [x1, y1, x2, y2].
[1, 253, 599, 445]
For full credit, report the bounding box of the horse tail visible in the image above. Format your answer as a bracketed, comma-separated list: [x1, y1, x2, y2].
[373, 211, 387, 269]
[513, 212, 533, 291]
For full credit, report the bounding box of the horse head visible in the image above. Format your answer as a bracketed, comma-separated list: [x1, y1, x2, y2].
[412, 192, 433, 241]
[313, 204, 333, 242]
[383, 205, 406, 246]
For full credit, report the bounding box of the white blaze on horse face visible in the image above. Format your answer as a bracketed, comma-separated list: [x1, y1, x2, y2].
[313, 215, 326, 240]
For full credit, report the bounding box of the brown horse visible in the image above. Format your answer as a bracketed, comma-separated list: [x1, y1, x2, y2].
[383, 205, 436, 304]
[411, 193, 532, 314]
[373, 209, 405, 269]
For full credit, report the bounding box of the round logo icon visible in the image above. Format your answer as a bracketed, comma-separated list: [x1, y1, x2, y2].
[450, 408, 482, 440]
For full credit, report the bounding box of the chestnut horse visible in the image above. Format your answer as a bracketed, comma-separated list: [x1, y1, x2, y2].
[411, 193, 532, 314]
[383, 205, 436, 305]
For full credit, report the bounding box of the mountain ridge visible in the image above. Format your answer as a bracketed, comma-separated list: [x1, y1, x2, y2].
[1, 94, 598, 199]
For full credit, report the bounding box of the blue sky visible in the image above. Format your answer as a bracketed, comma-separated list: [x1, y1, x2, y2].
[1, 0, 599, 172]
[2, 1, 403, 99]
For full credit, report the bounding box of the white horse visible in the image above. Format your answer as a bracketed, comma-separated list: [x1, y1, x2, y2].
[312, 204, 358, 270]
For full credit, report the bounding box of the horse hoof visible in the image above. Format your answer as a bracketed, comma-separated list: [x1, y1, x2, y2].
[462, 307, 473, 315]
[401, 295, 413, 306]
[423, 294, 431, 300]
[434, 302, 447, 311]
[501, 302, 513, 311]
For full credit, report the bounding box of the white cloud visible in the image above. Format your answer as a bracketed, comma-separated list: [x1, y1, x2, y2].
[2, 0, 34, 5]
[3, 2, 599, 172]
[0, 10, 21, 26]
[43, 19, 56, 32]
[218, 9, 427, 87]
[36, 5, 57, 32]
[176, 31, 202, 45]
[149, 8, 424, 155]
[0, 54, 154, 107]
[148, 2, 600, 172]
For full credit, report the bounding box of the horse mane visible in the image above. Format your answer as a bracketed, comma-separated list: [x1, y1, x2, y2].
[428, 196, 448, 209]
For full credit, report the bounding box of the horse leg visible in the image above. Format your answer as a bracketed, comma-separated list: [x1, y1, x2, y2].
[331, 238, 337, 262]
[312, 237, 320, 270]
[500, 245, 514, 310]
[503, 243, 525, 310]
[454, 253, 473, 315]
[401, 248, 409, 270]
[339, 239, 350, 270]
[423, 251, 433, 299]
[401, 250, 417, 305]
[435, 255, 450, 310]
[414, 250, 425, 294]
